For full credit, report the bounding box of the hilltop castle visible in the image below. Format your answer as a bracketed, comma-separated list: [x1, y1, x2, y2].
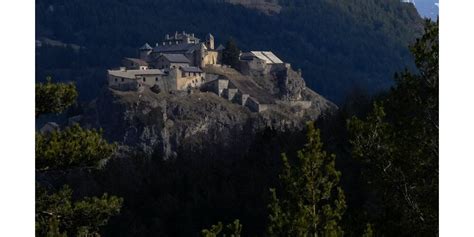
[107, 31, 295, 112]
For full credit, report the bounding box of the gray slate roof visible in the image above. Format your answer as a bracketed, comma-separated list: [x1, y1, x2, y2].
[181, 66, 203, 73]
[216, 44, 225, 51]
[124, 58, 149, 66]
[160, 54, 191, 63]
[108, 69, 165, 79]
[153, 43, 199, 53]
[140, 43, 153, 50]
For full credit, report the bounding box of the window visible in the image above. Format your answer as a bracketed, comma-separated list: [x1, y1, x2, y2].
[193, 72, 196, 76]
[143, 77, 146, 82]
[121, 78, 124, 82]
[114, 78, 118, 82]
[155, 77, 159, 81]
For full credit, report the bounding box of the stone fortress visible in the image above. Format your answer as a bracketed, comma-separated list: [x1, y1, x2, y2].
[107, 31, 311, 112]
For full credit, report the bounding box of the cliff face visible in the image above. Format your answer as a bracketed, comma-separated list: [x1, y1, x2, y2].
[85, 70, 336, 159]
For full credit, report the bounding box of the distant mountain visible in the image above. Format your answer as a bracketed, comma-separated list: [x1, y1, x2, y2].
[36, 0, 423, 104]
[402, 0, 439, 19]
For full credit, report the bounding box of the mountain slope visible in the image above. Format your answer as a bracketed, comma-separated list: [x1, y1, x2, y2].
[36, 0, 423, 103]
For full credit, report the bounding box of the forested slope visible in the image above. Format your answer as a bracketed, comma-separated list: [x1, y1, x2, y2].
[36, 0, 422, 103]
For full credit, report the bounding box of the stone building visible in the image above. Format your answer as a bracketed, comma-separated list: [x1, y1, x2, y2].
[108, 68, 166, 91]
[154, 54, 191, 69]
[139, 43, 153, 61]
[143, 31, 220, 68]
[122, 57, 149, 70]
[108, 66, 205, 92]
[239, 51, 287, 75]
[169, 66, 206, 91]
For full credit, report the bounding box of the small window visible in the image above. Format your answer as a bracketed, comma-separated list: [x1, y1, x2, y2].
[193, 72, 196, 76]
[114, 78, 118, 82]
[143, 77, 146, 82]
[121, 78, 124, 82]
[155, 77, 158, 81]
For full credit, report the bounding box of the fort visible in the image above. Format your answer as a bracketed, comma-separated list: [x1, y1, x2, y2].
[107, 31, 309, 112]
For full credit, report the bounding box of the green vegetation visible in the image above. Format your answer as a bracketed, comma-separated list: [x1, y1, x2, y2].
[35, 2, 437, 234]
[35, 79, 122, 236]
[201, 219, 242, 237]
[222, 38, 241, 69]
[347, 19, 438, 236]
[35, 77, 77, 118]
[267, 122, 346, 237]
[36, 0, 422, 103]
[36, 124, 116, 171]
[36, 185, 123, 237]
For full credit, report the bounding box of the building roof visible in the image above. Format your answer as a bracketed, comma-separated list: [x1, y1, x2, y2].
[160, 54, 191, 63]
[140, 43, 153, 50]
[165, 31, 200, 42]
[153, 43, 199, 54]
[216, 44, 225, 51]
[245, 51, 284, 64]
[124, 58, 149, 66]
[181, 66, 203, 73]
[108, 69, 165, 79]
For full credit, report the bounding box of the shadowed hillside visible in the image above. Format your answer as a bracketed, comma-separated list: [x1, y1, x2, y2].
[36, 0, 423, 103]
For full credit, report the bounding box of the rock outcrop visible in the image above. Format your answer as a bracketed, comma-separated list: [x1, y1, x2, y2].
[84, 70, 336, 159]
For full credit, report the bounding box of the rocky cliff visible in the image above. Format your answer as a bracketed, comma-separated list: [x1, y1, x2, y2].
[84, 69, 336, 159]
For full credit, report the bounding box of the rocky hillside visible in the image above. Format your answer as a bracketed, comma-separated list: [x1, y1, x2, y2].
[84, 67, 335, 159]
[36, 0, 422, 104]
[225, 0, 282, 14]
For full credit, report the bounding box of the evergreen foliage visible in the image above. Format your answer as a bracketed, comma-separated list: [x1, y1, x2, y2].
[36, 80, 123, 236]
[36, 185, 123, 237]
[362, 223, 374, 237]
[222, 38, 240, 69]
[267, 122, 346, 237]
[201, 219, 242, 237]
[36, 77, 77, 118]
[347, 19, 438, 236]
[36, 0, 422, 103]
[36, 124, 116, 171]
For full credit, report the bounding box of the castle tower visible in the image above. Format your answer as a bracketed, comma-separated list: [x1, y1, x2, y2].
[205, 33, 215, 50]
[139, 43, 153, 61]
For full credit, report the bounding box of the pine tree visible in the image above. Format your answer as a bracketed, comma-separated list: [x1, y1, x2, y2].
[347, 19, 438, 236]
[36, 78, 123, 236]
[201, 219, 242, 237]
[36, 77, 77, 118]
[267, 122, 346, 237]
[36, 124, 116, 171]
[222, 38, 240, 69]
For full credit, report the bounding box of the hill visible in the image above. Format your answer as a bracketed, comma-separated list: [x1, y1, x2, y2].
[36, 0, 423, 104]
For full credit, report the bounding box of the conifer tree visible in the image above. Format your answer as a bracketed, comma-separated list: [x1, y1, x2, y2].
[267, 122, 346, 237]
[222, 38, 240, 69]
[201, 219, 242, 237]
[36, 77, 77, 118]
[36, 78, 123, 236]
[347, 19, 438, 236]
